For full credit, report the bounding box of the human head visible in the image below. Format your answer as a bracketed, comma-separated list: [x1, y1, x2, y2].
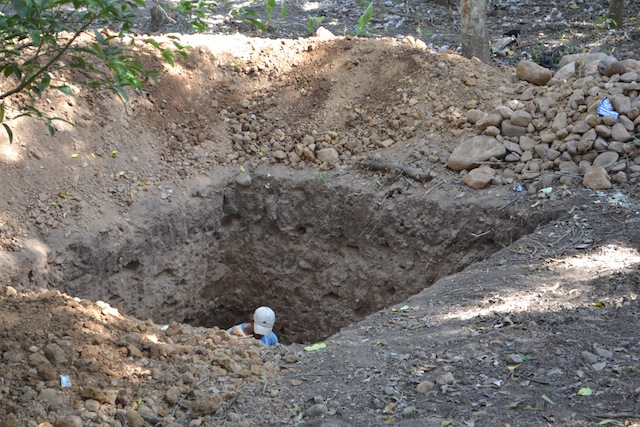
[252, 306, 275, 336]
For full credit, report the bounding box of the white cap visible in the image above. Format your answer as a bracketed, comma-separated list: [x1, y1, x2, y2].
[253, 306, 275, 336]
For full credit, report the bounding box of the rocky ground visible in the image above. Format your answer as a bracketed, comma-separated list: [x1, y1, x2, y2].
[1, 0, 640, 426]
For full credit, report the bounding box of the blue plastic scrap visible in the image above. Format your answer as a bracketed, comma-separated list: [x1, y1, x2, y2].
[597, 97, 619, 120]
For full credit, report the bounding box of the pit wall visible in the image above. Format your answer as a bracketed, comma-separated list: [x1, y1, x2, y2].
[3, 166, 565, 343]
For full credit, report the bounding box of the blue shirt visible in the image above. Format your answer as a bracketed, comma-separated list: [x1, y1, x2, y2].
[227, 323, 279, 346]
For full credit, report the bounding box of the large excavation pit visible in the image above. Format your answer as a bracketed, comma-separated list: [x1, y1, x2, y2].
[33, 168, 565, 344]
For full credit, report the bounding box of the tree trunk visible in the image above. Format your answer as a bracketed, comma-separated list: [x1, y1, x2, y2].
[608, 0, 624, 27]
[461, 0, 490, 63]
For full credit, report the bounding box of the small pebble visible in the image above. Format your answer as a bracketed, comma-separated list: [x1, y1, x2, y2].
[416, 381, 434, 393]
[506, 354, 523, 364]
[581, 351, 598, 364]
[304, 403, 328, 418]
[235, 172, 252, 187]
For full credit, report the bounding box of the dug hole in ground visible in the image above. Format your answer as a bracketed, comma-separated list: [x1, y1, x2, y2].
[0, 32, 639, 427]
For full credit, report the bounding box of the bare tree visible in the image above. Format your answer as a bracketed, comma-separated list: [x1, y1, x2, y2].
[461, 0, 490, 62]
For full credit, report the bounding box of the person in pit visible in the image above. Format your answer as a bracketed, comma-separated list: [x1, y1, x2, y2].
[227, 306, 279, 346]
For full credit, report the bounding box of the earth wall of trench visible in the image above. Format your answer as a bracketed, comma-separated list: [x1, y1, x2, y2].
[2, 166, 570, 343]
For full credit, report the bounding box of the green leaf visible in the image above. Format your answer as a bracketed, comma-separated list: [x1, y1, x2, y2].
[2, 123, 13, 144]
[356, 2, 373, 35]
[578, 387, 592, 396]
[161, 49, 175, 67]
[144, 38, 161, 49]
[31, 29, 41, 46]
[55, 86, 74, 96]
[11, 0, 30, 18]
[0, 104, 5, 123]
[245, 18, 266, 31]
[112, 85, 129, 102]
[94, 29, 106, 45]
[541, 395, 555, 405]
[4, 63, 22, 80]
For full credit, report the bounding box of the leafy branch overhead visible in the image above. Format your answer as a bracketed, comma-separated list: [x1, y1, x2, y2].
[0, 0, 188, 142]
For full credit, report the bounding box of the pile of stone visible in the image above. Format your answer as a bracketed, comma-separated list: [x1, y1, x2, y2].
[448, 53, 640, 190]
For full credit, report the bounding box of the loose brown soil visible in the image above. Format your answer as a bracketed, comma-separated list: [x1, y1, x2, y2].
[1, 0, 640, 426]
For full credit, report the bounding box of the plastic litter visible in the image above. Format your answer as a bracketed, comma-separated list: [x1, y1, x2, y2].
[597, 97, 619, 120]
[60, 375, 71, 388]
[304, 343, 327, 352]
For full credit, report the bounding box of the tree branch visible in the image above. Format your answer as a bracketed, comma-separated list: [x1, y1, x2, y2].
[0, 19, 93, 101]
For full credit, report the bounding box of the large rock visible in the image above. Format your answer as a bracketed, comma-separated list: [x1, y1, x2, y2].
[559, 53, 610, 69]
[510, 110, 533, 127]
[53, 416, 82, 427]
[316, 147, 340, 166]
[44, 343, 67, 365]
[593, 152, 619, 168]
[611, 123, 633, 142]
[583, 166, 611, 189]
[516, 60, 552, 86]
[475, 113, 503, 131]
[501, 120, 527, 137]
[554, 62, 576, 81]
[447, 136, 506, 171]
[462, 166, 495, 189]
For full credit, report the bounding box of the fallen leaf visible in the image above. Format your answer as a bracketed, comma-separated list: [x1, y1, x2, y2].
[417, 364, 437, 372]
[119, 171, 126, 176]
[592, 301, 605, 307]
[304, 343, 327, 352]
[140, 178, 147, 185]
[71, 153, 79, 158]
[109, 150, 118, 158]
[49, 202, 60, 208]
[578, 387, 592, 396]
[507, 363, 521, 371]
[570, 3, 579, 8]
[505, 401, 520, 409]
[541, 394, 555, 405]
[383, 402, 394, 414]
[400, 305, 409, 311]
[290, 379, 302, 386]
